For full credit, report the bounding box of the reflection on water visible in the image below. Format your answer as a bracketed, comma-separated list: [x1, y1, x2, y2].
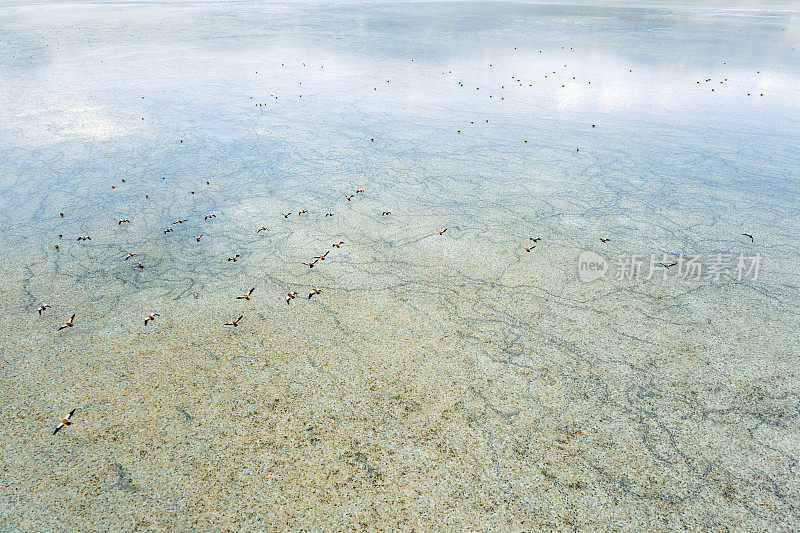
[1, 1, 799, 529]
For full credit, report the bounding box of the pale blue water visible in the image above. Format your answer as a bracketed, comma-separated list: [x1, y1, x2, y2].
[1, 1, 799, 529]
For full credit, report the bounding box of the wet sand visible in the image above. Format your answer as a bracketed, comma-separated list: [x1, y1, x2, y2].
[1, 0, 799, 530]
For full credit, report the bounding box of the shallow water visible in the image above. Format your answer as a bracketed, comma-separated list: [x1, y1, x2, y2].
[1, 0, 799, 529]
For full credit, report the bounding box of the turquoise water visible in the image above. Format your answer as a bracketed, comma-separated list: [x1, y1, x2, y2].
[1, 1, 799, 529]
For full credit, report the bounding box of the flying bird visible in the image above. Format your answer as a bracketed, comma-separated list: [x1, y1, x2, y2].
[118, 219, 131, 225]
[194, 235, 203, 242]
[124, 252, 136, 260]
[600, 238, 610, 243]
[236, 288, 255, 300]
[58, 314, 76, 330]
[204, 214, 216, 220]
[303, 259, 319, 268]
[224, 315, 243, 327]
[742, 233, 754, 242]
[257, 227, 268, 233]
[144, 313, 160, 325]
[77, 235, 91, 241]
[282, 213, 291, 219]
[308, 288, 322, 299]
[285, 291, 297, 304]
[332, 241, 344, 248]
[438, 229, 448, 235]
[53, 409, 76, 435]
[228, 255, 240, 262]
[315, 251, 329, 261]
[38, 304, 51, 315]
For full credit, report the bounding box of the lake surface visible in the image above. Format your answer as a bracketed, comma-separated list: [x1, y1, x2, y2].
[1, 0, 799, 529]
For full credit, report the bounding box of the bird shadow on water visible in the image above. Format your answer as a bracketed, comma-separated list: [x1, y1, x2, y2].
[111, 463, 138, 493]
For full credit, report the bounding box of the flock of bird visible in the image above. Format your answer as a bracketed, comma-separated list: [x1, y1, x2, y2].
[46, 189, 384, 316]
[44, 177, 460, 434]
[40, 52, 760, 436]
[43, 179, 757, 435]
[45, 177, 755, 432]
